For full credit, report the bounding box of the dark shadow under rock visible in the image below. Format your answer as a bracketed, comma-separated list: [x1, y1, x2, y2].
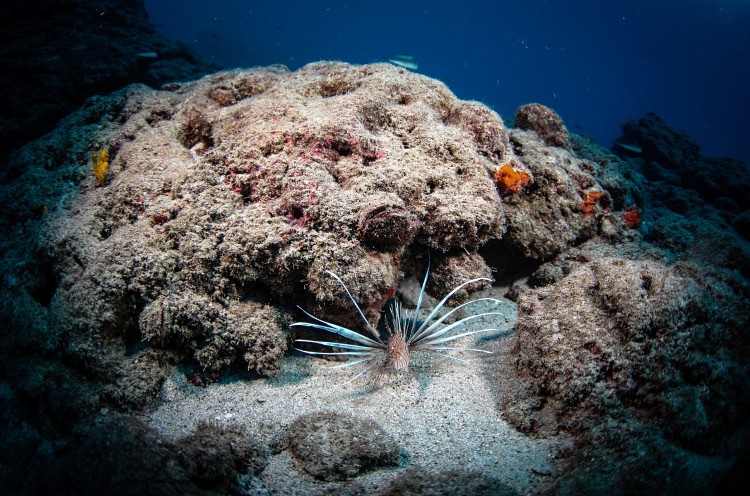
[377, 465, 518, 496]
[176, 420, 268, 490]
[18, 415, 267, 496]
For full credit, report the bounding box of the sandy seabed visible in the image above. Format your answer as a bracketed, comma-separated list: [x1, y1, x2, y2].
[146, 294, 560, 494]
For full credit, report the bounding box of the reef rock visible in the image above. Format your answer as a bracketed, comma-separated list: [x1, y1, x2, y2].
[506, 257, 750, 454]
[616, 112, 750, 212]
[2, 58, 748, 496]
[514, 103, 569, 148]
[485, 126, 612, 263]
[619, 112, 701, 169]
[12, 61, 521, 377]
[282, 411, 402, 481]
[0, 61, 623, 386]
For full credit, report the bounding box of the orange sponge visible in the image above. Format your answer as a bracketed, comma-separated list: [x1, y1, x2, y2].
[493, 163, 530, 193]
[92, 149, 109, 185]
[581, 191, 604, 216]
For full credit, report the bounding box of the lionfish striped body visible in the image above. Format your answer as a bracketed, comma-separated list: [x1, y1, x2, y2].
[292, 264, 501, 382]
[386, 325, 410, 371]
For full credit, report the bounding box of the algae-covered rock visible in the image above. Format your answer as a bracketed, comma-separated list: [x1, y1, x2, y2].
[36, 61, 519, 373]
[514, 103, 569, 148]
[3, 61, 620, 380]
[424, 251, 492, 304]
[506, 257, 750, 453]
[3, 52, 749, 496]
[493, 127, 611, 262]
[138, 291, 286, 374]
[282, 411, 402, 481]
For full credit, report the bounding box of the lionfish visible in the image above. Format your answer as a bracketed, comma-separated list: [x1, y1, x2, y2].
[292, 265, 502, 382]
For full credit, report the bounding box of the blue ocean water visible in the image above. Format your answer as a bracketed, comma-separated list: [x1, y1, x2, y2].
[145, 0, 750, 165]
